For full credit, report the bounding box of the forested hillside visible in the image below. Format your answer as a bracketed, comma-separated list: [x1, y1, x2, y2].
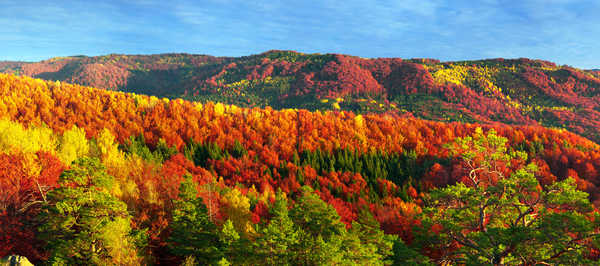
[0, 73, 599, 264]
[3, 51, 600, 144]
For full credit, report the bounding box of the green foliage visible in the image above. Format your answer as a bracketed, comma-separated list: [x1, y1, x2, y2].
[289, 187, 346, 265]
[168, 176, 223, 265]
[254, 191, 301, 265]
[514, 139, 544, 158]
[288, 186, 393, 265]
[166, 185, 393, 265]
[218, 219, 252, 265]
[390, 238, 433, 266]
[290, 187, 346, 241]
[37, 158, 144, 265]
[230, 140, 248, 159]
[123, 135, 176, 163]
[184, 141, 227, 167]
[298, 147, 445, 199]
[154, 138, 178, 161]
[416, 129, 600, 265]
[346, 209, 397, 264]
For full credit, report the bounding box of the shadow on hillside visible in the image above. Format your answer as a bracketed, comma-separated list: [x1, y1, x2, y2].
[124, 64, 224, 97]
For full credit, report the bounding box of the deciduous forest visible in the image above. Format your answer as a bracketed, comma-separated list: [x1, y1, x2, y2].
[0, 72, 599, 264]
[4, 51, 600, 143]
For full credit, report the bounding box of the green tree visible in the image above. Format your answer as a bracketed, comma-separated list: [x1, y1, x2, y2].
[417, 128, 600, 265]
[289, 186, 395, 265]
[219, 218, 257, 265]
[254, 190, 301, 265]
[38, 158, 144, 265]
[124, 135, 176, 163]
[345, 209, 396, 264]
[168, 175, 223, 265]
[290, 186, 346, 265]
[230, 139, 248, 158]
[390, 238, 432, 266]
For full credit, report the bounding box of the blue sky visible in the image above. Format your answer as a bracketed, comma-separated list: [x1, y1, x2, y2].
[1, 0, 599, 68]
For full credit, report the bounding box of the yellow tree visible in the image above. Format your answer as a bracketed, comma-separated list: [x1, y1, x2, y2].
[57, 126, 89, 165]
[221, 188, 255, 237]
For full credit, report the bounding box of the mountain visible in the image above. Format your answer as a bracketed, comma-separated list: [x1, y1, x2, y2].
[1, 73, 600, 264]
[2, 51, 600, 144]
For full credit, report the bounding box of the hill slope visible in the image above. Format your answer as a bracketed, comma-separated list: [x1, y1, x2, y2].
[1, 73, 600, 263]
[3, 51, 600, 142]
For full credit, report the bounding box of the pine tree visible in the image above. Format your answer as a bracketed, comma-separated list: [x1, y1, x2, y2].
[255, 191, 300, 265]
[38, 158, 144, 265]
[345, 209, 395, 264]
[417, 128, 600, 265]
[168, 175, 222, 265]
[289, 186, 346, 265]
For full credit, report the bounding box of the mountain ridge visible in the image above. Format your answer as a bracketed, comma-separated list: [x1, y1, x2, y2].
[2, 51, 600, 143]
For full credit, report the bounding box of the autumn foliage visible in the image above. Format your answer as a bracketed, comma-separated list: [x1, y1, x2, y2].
[0, 73, 599, 263]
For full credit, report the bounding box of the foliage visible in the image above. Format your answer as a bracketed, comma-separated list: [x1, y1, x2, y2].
[0, 73, 598, 263]
[6, 52, 600, 144]
[168, 175, 224, 265]
[254, 190, 300, 265]
[417, 128, 600, 264]
[57, 126, 89, 165]
[288, 186, 394, 265]
[37, 158, 144, 265]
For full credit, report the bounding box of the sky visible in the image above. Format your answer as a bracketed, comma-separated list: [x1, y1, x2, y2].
[1, 0, 599, 69]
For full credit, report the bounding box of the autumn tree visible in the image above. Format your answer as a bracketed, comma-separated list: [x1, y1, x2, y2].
[57, 126, 89, 165]
[417, 128, 600, 265]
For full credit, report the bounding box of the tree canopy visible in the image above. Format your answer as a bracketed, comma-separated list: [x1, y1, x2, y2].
[417, 128, 600, 265]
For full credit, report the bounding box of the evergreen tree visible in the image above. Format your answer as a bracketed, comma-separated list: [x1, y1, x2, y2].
[416, 128, 600, 265]
[255, 191, 300, 265]
[230, 140, 248, 158]
[289, 186, 345, 265]
[38, 158, 144, 265]
[390, 238, 432, 266]
[219, 219, 251, 264]
[345, 209, 395, 264]
[169, 175, 223, 265]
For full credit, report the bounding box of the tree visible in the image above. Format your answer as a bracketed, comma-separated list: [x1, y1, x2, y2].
[219, 219, 253, 265]
[38, 158, 144, 265]
[417, 128, 600, 265]
[168, 175, 223, 265]
[289, 186, 394, 265]
[345, 208, 396, 264]
[287, 186, 346, 265]
[254, 190, 300, 265]
[390, 238, 432, 266]
[221, 188, 255, 237]
[57, 126, 89, 165]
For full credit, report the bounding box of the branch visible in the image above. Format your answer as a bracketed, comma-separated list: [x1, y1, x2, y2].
[17, 200, 44, 214]
[449, 232, 492, 260]
[538, 233, 600, 263]
[35, 180, 48, 203]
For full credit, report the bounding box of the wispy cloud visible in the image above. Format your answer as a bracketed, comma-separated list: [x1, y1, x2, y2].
[0, 0, 598, 68]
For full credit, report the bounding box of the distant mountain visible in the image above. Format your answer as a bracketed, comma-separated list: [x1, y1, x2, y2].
[3, 51, 600, 143]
